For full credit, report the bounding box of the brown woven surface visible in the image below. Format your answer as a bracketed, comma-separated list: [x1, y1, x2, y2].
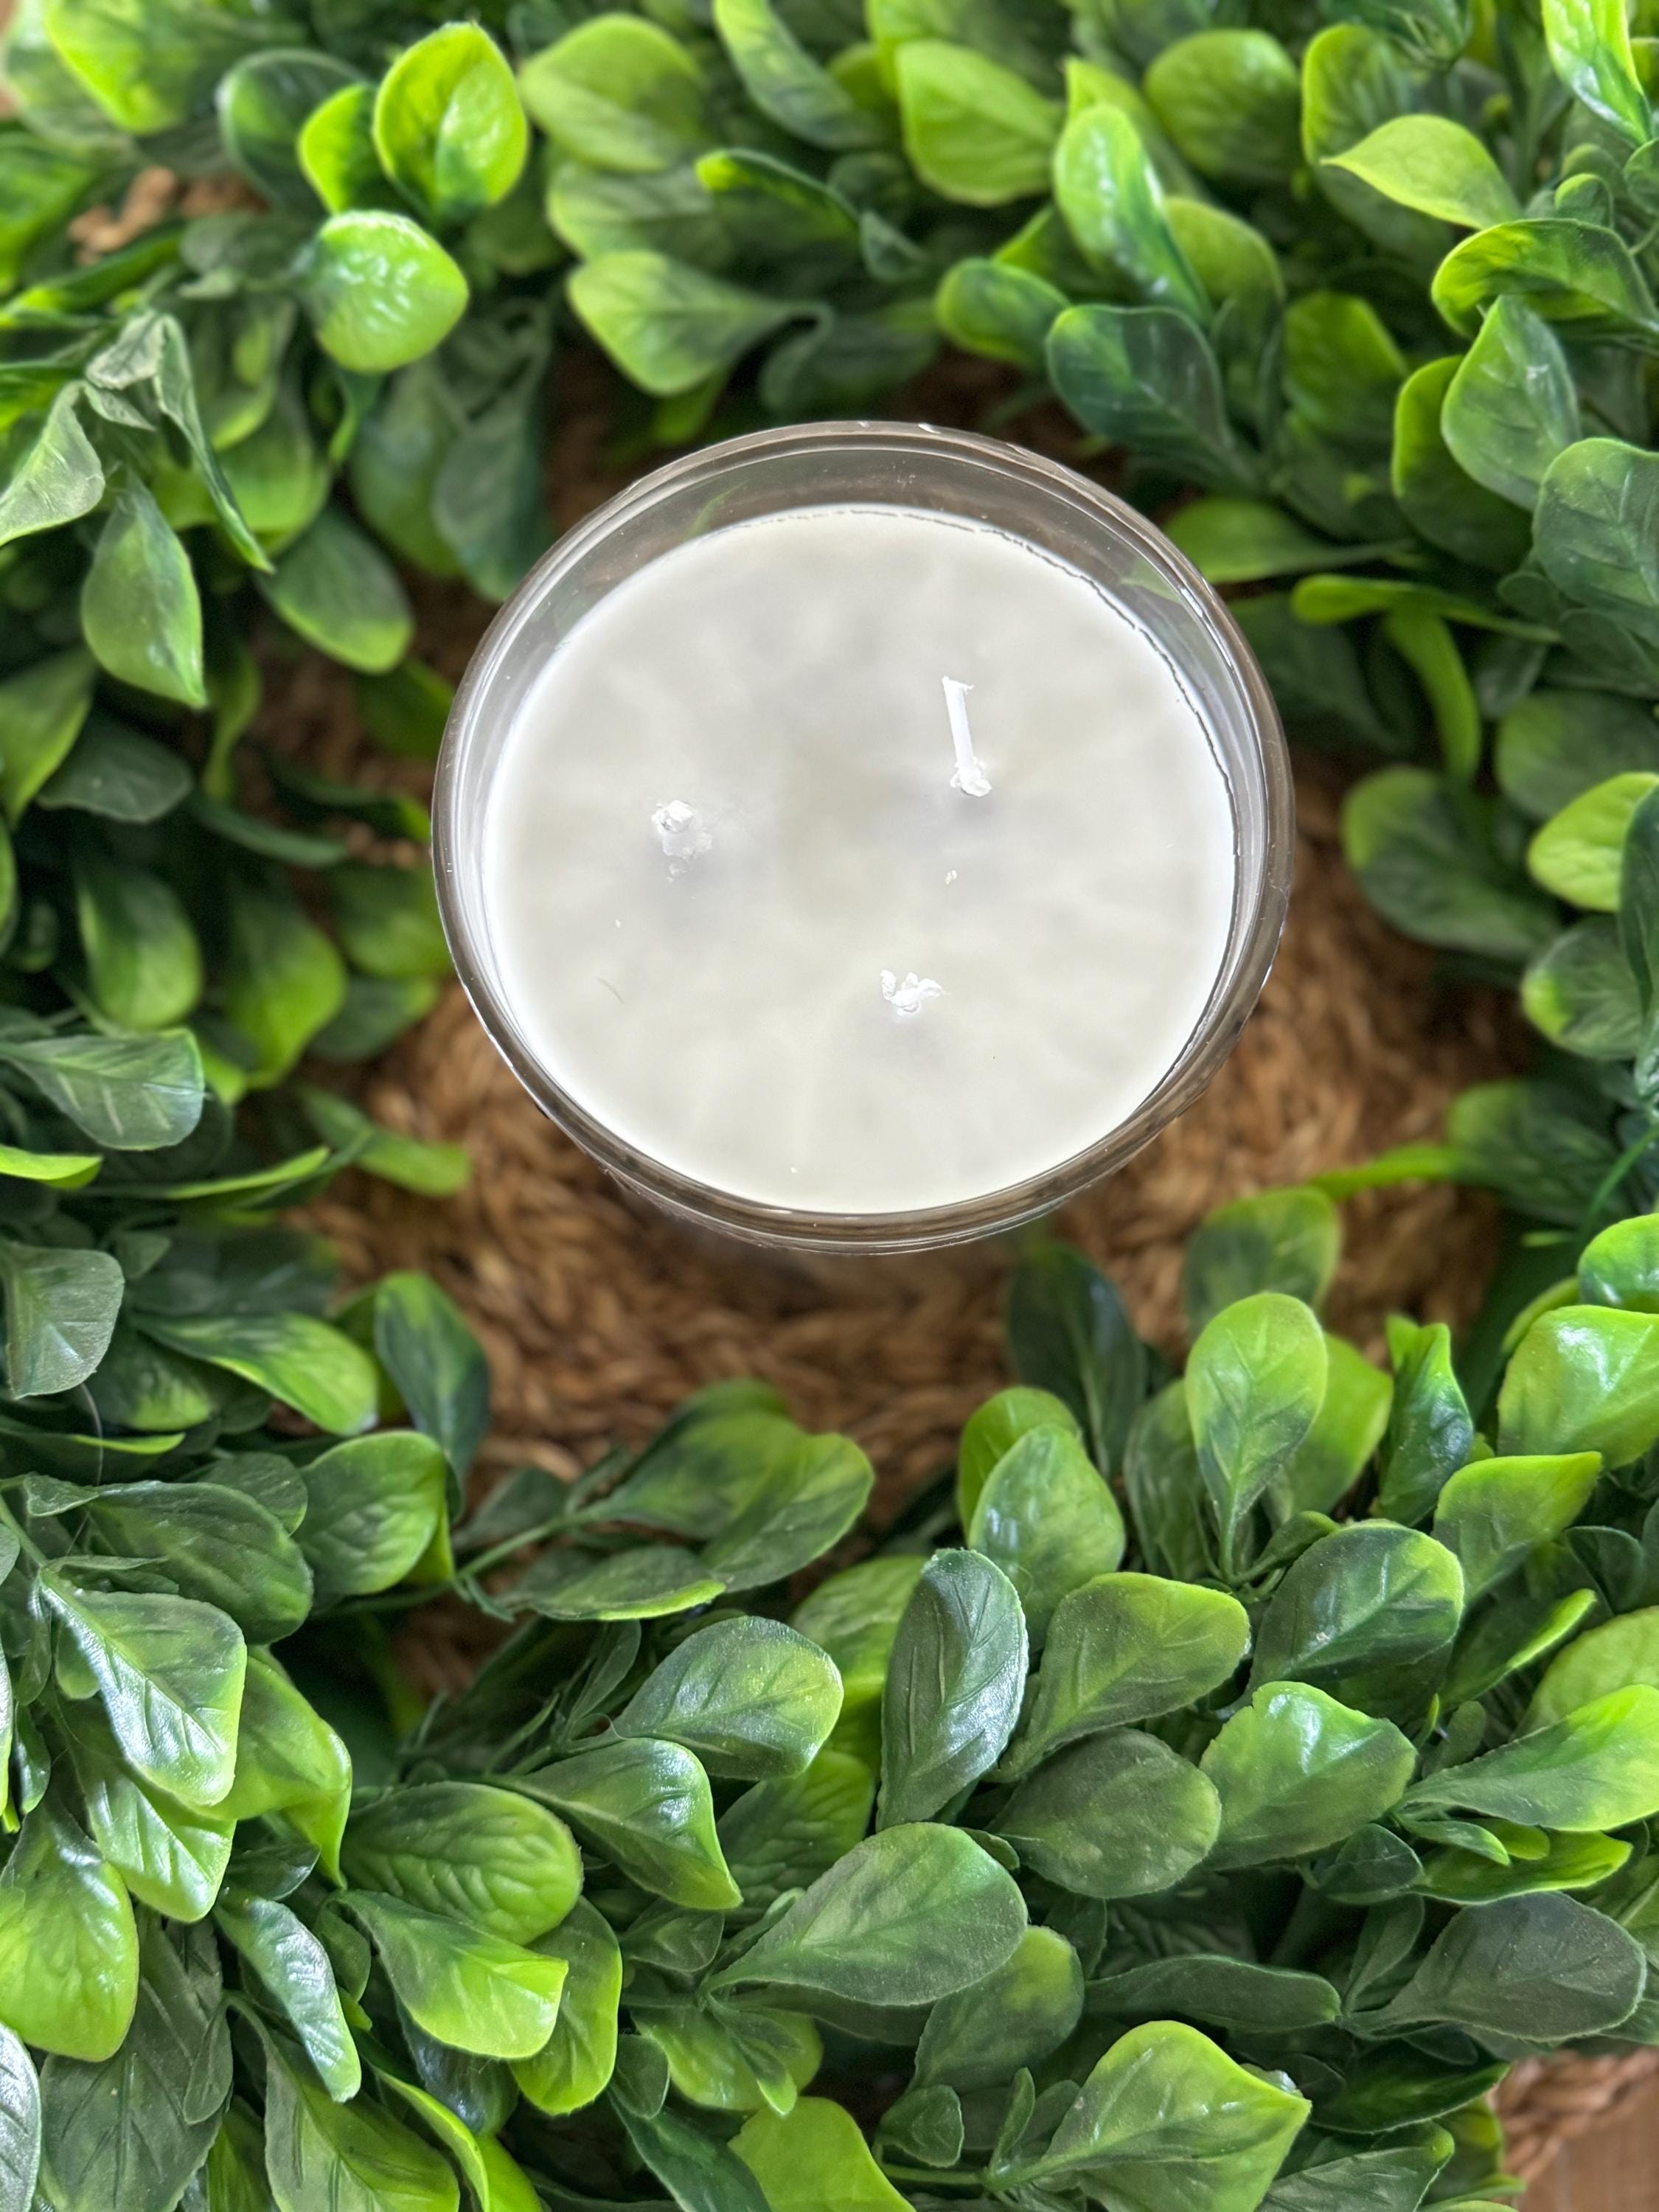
[277, 369, 1656, 2191]
[1496, 2053, 1659, 2184]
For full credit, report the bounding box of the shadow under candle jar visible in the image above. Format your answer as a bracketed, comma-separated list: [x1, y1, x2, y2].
[434, 422, 1293, 1256]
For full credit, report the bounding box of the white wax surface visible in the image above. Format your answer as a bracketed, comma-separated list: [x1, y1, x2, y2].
[481, 504, 1237, 1214]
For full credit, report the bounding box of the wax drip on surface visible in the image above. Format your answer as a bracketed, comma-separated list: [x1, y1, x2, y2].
[942, 677, 991, 796]
[652, 799, 712, 869]
[882, 970, 944, 1015]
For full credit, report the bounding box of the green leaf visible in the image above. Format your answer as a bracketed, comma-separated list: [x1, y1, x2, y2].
[1375, 1892, 1644, 2039]
[0, 1806, 136, 2062]
[1201, 1683, 1415, 1868]
[1327, 116, 1519, 229]
[1249, 1524, 1464, 1690]
[1391, 360, 1531, 574]
[512, 1897, 621, 2116]
[519, 16, 710, 173]
[0, 650, 94, 820]
[636, 2002, 819, 2115]
[956, 1386, 1079, 1528]
[0, 2030, 37, 2212]
[372, 1271, 490, 1479]
[1402, 1686, 1659, 1832]
[1528, 1607, 1659, 1727]
[699, 1431, 874, 1590]
[41, 1573, 245, 1809]
[1419, 1828, 1632, 1904]
[299, 82, 387, 213]
[1052, 102, 1205, 316]
[219, 864, 347, 1090]
[374, 24, 526, 226]
[1006, 1572, 1248, 1777]
[347, 1893, 566, 2060]
[967, 1425, 1124, 1646]
[1143, 30, 1300, 186]
[1343, 768, 1557, 961]
[616, 1617, 841, 1780]
[717, 1750, 876, 1913]
[714, 0, 890, 149]
[302, 212, 468, 373]
[1188, 1292, 1327, 1575]
[217, 49, 358, 209]
[1498, 1304, 1659, 1464]
[216, 1893, 361, 2100]
[80, 480, 204, 709]
[1443, 297, 1580, 512]
[1285, 1334, 1393, 1517]
[1498, 692, 1659, 824]
[42, 712, 192, 824]
[1164, 500, 1362, 587]
[568, 251, 800, 395]
[1009, 2020, 1307, 2208]
[295, 1430, 449, 1596]
[140, 1312, 378, 1436]
[616, 2098, 771, 2212]
[220, 1651, 351, 1882]
[896, 41, 1058, 203]
[263, 2034, 459, 2212]
[995, 1728, 1221, 1897]
[1544, 0, 1650, 147]
[37, 1917, 223, 2212]
[1432, 1451, 1603, 1600]
[1523, 919, 1642, 1057]
[73, 846, 202, 1032]
[878, 1548, 1026, 1825]
[713, 1825, 1026, 2006]
[66, 1712, 232, 1921]
[1048, 303, 1249, 492]
[79, 1478, 312, 1642]
[914, 1924, 1082, 2090]
[1006, 1245, 1144, 1478]
[1579, 1217, 1659, 1318]
[518, 1738, 741, 1910]
[0, 1028, 202, 1150]
[1432, 220, 1659, 344]
[1092, 1954, 1340, 2034]
[934, 257, 1065, 371]
[0, 387, 102, 551]
[734, 2098, 908, 2211]
[343, 1781, 580, 1944]
[513, 1545, 727, 1621]
[1182, 1188, 1340, 1337]
[0, 1239, 122, 1397]
[260, 509, 414, 675]
[1535, 439, 1659, 654]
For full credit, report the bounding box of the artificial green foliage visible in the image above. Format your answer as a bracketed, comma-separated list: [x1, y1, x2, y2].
[55, 1231, 1648, 2211]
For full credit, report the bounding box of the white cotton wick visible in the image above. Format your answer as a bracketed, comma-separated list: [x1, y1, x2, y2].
[942, 677, 990, 797]
[881, 970, 943, 1016]
[652, 799, 712, 869]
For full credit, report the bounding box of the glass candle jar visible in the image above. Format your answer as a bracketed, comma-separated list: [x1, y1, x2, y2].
[434, 422, 1292, 1254]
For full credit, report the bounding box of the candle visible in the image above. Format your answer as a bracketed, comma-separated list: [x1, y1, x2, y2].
[437, 427, 1290, 1250]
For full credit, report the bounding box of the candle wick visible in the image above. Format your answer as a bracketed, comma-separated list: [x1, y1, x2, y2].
[942, 678, 990, 797]
[652, 799, 712, 872]
[881, 970, 943, 1017]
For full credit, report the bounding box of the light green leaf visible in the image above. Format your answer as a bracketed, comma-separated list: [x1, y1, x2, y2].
[1327, 116, 1519, 229]
[374, 24, 526, 225]
[80, 480, 204, 709]
[347, 1893, 566, 2060]
[1201, 1682, 1415, 1868]
[301, 212, 469, 373]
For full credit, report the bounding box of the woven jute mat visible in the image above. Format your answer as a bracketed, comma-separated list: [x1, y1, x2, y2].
[274, 363, 1656, 2188]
